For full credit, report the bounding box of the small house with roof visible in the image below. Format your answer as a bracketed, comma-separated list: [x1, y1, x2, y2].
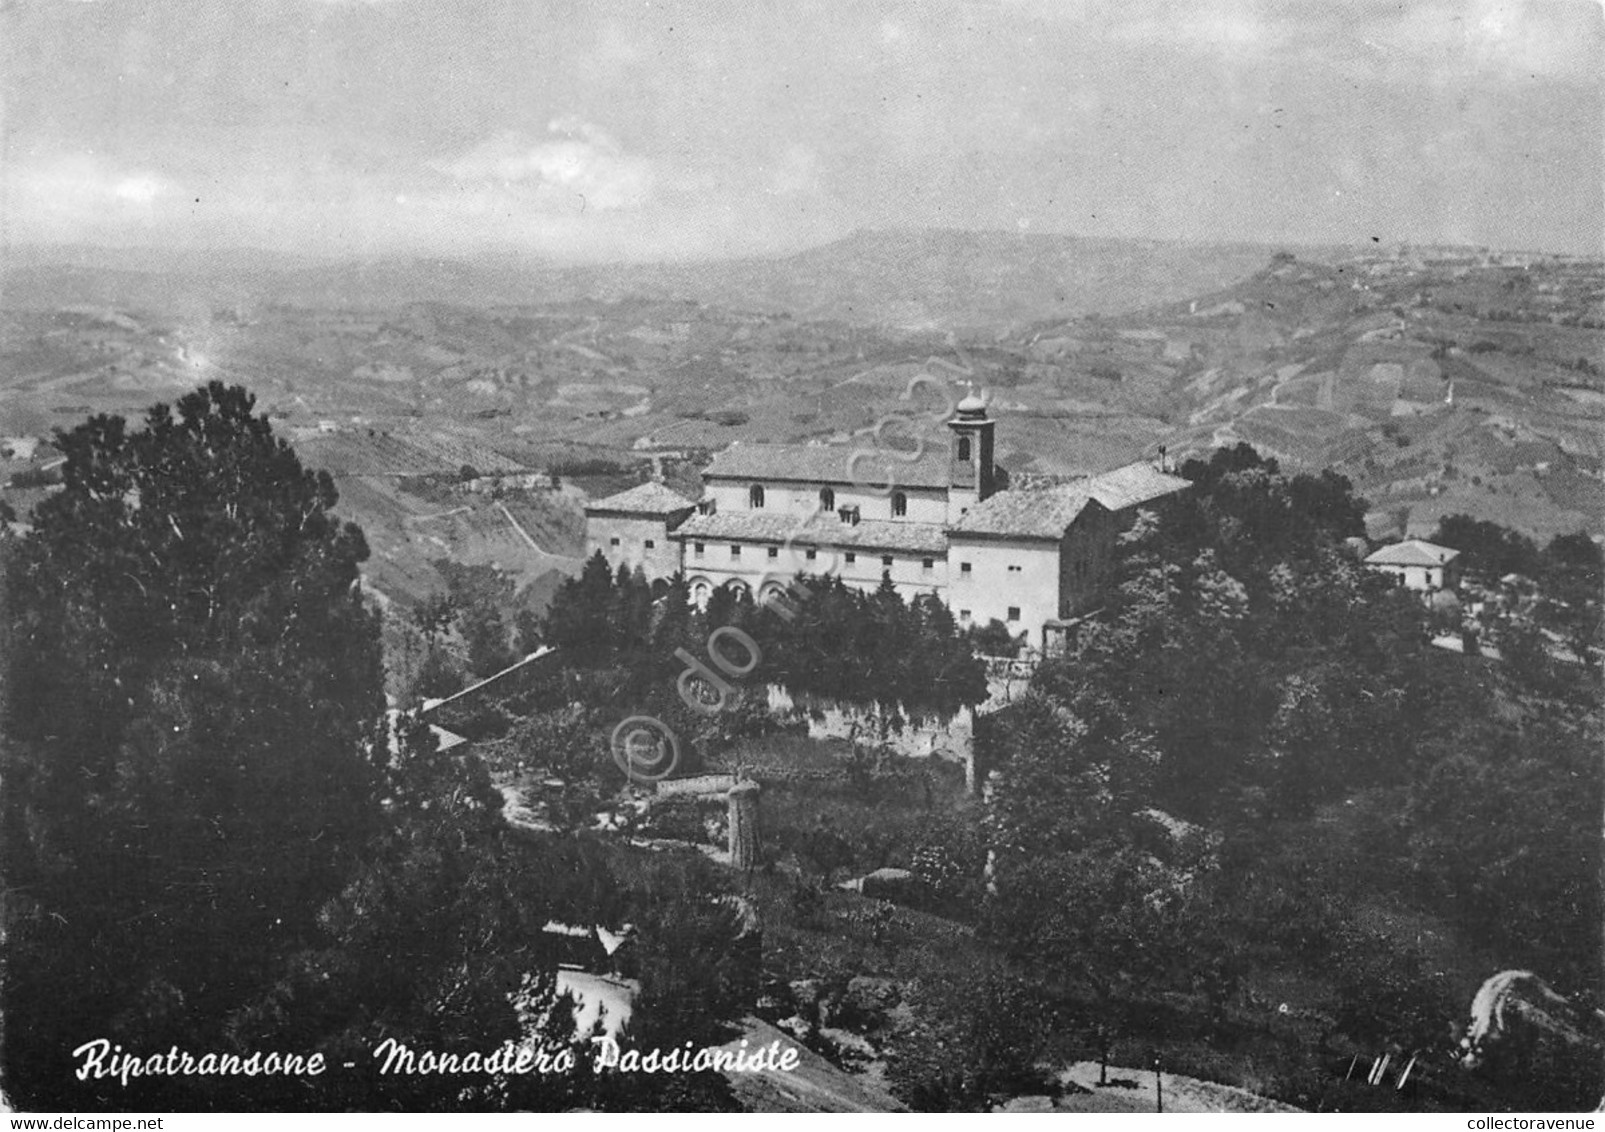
[582, 394, 1190, 652]
[583, 481, 699, 581]
[1364, 539, 1462, 592]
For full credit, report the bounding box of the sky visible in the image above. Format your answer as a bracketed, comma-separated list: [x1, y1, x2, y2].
[1, 0, 1600, 261]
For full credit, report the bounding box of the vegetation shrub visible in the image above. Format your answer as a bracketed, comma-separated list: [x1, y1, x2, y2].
[549, 456, 632, 477]
[641, 795, 724, 846]
[886, 967, 1058, 1111]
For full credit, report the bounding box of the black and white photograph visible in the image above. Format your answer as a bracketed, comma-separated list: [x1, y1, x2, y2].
[0, 0, 1601, 1116]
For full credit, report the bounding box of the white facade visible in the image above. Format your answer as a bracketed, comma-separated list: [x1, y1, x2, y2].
[1371, 561, 1455, 592]
[586, 513, 686, 580]
[1364, 539, 1462, 593]
[945, 536, 1061, 635]
[581, 482, 699, 583]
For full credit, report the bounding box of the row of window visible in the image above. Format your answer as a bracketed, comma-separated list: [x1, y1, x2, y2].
[615, 537, 1037, 583]
[748, 484, 909, 518]
[684, 587, 1017, 625]
[957, 606, 1020, 622]
[694, 542, 940, 571]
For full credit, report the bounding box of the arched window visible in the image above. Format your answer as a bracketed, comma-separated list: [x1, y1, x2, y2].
[749, 483, 765, 509]
[957, 436, 972, 462]
[819, 487, 835, 512]
[892, 491, 908, 518]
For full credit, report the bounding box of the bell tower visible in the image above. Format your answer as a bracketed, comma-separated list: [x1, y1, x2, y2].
[947, 387, 996, 520]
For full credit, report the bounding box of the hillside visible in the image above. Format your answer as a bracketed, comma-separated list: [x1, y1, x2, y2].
[1007, 250, 1605, 540]
[2, 239, 1599, 583]
[4, 229, 1289, 331]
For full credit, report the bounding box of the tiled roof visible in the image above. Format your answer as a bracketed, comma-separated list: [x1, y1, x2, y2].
[949, 462, 1189, 540]
[1365, 539, 1460, 567]
[949, 485, 1095, 540]
[673, 510, 949, 555]
[584, 481, 699, 516]
[703, 442, 960, 490]
[1082, 462, 1193, 511]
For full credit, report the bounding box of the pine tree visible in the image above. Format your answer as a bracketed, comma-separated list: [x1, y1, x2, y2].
[542, 550, 616, 665]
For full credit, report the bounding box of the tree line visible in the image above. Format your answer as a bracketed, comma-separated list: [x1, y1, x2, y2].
[538, 555, 988, 739]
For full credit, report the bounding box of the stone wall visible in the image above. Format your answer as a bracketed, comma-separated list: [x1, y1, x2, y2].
[764, 685, 973, 764]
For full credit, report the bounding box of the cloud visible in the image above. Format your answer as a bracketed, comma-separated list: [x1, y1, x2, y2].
[766, 144, 823, 198]
[994, 0, 1600, 80]
[1108, 2, 1289, 53]
[1358, 0, 1603, 82]
[6, 155, 174, 236]
[437, 118, 654, 213]
[112, 175, 164, 204]
[993, 0, 1290, 52]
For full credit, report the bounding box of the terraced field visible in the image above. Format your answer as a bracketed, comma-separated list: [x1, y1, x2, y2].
[292, 427, 528, 478]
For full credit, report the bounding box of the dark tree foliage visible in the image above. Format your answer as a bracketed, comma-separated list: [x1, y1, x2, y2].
[1402, 715, 1601, 989]
[1, 387, 760, 1111]
[209, 718, 591, 1112]
[1425, 517, 1602, 668]
[984, 847, 1193, 1082]
[966, 617, 1024, 658]
[753, 575, 987, 724]
[1535, 532, 1604, 669]
[1543, 531, 1602, 581]
[1, 384, 388, 1106]
[433, 558, 519, 677]
[1429, 514, 1542, 581]
[542, 551, 620, 668]
[885, 967, 1055, 1110]
[980, 443, 1602, 1109]
[981, 690, 1159, 864]
[541, 557, 988, 728]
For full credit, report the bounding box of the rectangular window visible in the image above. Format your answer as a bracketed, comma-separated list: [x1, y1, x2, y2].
[1007, 606, 1020, 622]
[806, 549, 817, 560]
[960, 562, 972, 574]
[845, 552, 856, 564]
[645, 539, 655, 549]
[1007, 564, 1022, 573]
[959, 609, 971, 621]
[922, 558, 934, 571]
[695, 543, 705, 556]
[882, 555, 893, 567]
[731, 545, 742, 559]
[768, 547, 779, 559]
[609, 537, 620, 547]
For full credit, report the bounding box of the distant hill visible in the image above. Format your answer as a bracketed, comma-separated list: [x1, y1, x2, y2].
[3, 230, 1317, 331]
[997, 251, 1605, 540]
[4, 237, 1597, 543]
[554, 229, 1297, 330]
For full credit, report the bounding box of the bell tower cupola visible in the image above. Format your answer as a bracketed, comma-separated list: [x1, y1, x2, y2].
[946, 386, 997, 520]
